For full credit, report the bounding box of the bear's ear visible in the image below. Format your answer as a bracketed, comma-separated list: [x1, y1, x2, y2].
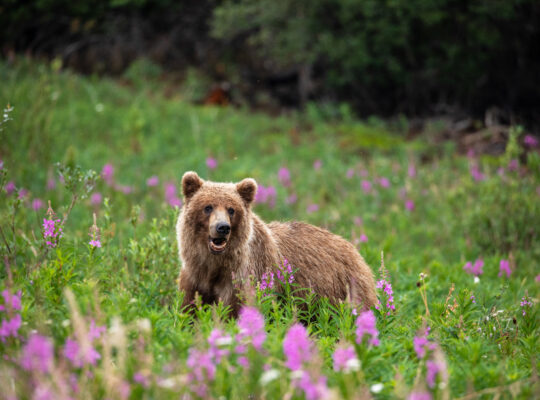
[236, 178, 257, 205]
[182, 171, 204, 199]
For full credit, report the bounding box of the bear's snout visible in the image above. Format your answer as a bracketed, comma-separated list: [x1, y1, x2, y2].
[216, 222, 231, 235]
[208, 208, 231, 254]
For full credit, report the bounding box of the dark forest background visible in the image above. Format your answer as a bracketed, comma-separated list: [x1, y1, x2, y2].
[2, 0, 539, 128]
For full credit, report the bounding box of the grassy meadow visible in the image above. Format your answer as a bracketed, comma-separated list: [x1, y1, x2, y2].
[0, 60, 539, 399]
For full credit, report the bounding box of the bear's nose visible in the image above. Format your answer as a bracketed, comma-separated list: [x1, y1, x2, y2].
[216, 222, 231, 235]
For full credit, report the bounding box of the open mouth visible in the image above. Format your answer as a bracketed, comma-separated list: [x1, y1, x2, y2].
[209, 237, 228, 254]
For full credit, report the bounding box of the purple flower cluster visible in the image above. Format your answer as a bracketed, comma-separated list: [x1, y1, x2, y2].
[520, 295, 533, 316]
[206, 157, 218, 170]
[255, 184, 277, 208]
[101, 163, 115, 186]
[469, 164, 485, 181]
[259, 259, 295, 292]
[186, 348, 216, 397]
[361, 180, 372, 193]
[306, 204, 319, 213]
[375, 277, 395, 315]
[0, 289, 22, 341]
[283, 324, 328, 400]
[498, 259, 511, 278]
[283, 324, 313, 370]
[43, 204, 63, 248]
[236, 306, 266, 351]
[146, 175, 159, 187]
[21, 334, 54, 374]
[208, 329, 232, 362]
[463, 258, 484, 276]
[413, 328, 434, 359]
[88, 213, 102, 248]
[278, 167, 291, 187]
[355, 310, 380, 346]
[64, 320, 105, 367]
[164, 182, 182, 208]
[332, 345, 358, 372]
[524, 134, 538, 147]
[412, 328, 447, 390]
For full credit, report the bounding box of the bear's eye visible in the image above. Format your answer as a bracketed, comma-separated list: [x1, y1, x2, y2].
[204, 205, 213, 214]
[228, 208, 235, 216]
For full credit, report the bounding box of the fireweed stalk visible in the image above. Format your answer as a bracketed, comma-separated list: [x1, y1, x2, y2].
[259, 259, 295, 295]
[43, 201, 63, 248]
[375, 252, 395, 315]
[88, 213, 101, 248]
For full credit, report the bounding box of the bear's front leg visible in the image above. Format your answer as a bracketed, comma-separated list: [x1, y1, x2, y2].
[178, 269, 196, 313]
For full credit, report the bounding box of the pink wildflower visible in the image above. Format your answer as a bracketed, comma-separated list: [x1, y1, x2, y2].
[278, 167, 291, 187]
[88, 213, 102, 248]
[354, 217, 363, 226]
[296, 372, 328, 400]
[405, 199, 415, 211]
[470, 165, 485, 181]
[5, 181, 15, 195]
[32, 198, 44, 211]
[524, 134, 538, 147]
[46, 177, 56, 190]
[306, 204, 319, 213]
[63, 337, 101, 367]
[470, 295, 476, 304]
[463, 258, 484, 276]
[355, 310, 379, 346]
[208, 329, 231, 362]
[375, 278, 395, 314]
[283, 324, 313, 370]
[164, 182, 182, 208]
[508, 159, 519, 171]
[0, 314, 22, 341]
[21, 334, 53, 373]
[409, 391, 432, 400]
[18, 188, 28, 200]
[90, 192, 102, 205]
[133, 372, 149, 388]
[426, 360, 442, 388]
[286, 193, 298, 204]
[1, 289, 22, 311]
[378, 177, 390, 188]
[260, 271, 275, 291]
[102, 164, 114, 185]
[332, 345, 358, 372]
[520, 295, 533, 316]
[498, 259, 511, 278]
[346, 168, 354, 179]
[146, 175, 159, 187]
[361, 180, 372, 193]
[206, 157, 218, 170]
[313, 160, 322, 170]
[43, 218, 63, 248]
[186, 348, 216, 397]
[255, 185, 277, 208]
[237, 307, 266, 351]
[359, 233, 368, 243]
[408, 163, 417, 178]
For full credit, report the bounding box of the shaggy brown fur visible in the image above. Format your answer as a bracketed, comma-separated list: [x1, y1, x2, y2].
[176, 171, 377, 316]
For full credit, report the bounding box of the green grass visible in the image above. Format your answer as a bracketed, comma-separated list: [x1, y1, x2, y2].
[0, 59, 539, 399]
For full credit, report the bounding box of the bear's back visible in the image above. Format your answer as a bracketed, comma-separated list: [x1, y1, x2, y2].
[268, 221, 377, 308]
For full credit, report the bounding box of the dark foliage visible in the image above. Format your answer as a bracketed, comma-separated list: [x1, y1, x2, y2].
[1, 0, 539, 125]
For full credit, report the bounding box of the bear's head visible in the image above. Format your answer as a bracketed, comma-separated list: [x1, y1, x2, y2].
[181, 171, 257, 255]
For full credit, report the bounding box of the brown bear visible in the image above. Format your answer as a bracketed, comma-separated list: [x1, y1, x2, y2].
[176, 171, 377, 315]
